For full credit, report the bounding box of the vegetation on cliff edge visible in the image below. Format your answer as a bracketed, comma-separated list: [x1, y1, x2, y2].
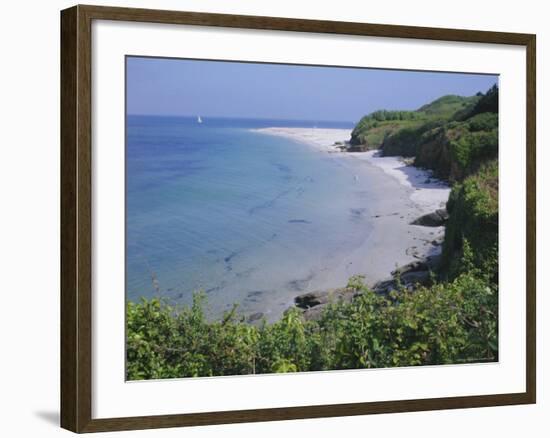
[127, 244, 497, 380]
[349, 94, 481, 152]
[350, 85, 498, 182]
[126, 86, 500, 380]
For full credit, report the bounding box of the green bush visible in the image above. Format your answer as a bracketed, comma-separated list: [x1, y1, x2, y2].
[449, 129, 498, 173]
[126, 87, 500, 381]
[350, 86, 498, 182]
[418, 94, 480, 117]
[467, 112, 498, 132]
[381, 119, 445, 157]
[349, 95, 476, 148]
[127, 255, 498, 380]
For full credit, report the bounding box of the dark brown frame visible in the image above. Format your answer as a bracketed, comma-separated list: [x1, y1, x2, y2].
[61, 4, 536, 433]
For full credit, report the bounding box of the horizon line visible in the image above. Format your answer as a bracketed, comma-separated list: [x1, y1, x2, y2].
[126, 114, 358, 124]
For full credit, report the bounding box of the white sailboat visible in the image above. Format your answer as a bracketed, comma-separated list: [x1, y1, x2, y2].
[197, 115, 203, 124]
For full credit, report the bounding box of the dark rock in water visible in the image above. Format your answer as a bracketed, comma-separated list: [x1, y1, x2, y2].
[295, 287, 356, 309]
[288, 219, 312, 224]
[247, 312, 264, 323]
[410, 208, 449, 227]
[431, 236, 445, 246]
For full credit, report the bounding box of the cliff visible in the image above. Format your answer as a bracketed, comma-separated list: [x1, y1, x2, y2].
[349, 85, 499, 183]
[349, 85, 499, 282]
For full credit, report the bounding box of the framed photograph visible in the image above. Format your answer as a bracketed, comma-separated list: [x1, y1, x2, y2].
[60, 4, 536, 433]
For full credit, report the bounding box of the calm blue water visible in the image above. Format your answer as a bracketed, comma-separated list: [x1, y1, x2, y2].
[126, 115, 376, 320]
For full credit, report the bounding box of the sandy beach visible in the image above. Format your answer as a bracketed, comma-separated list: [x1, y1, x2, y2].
[254, 126, 451, 301]
[254, 127, 354, 152]
[256, 126, 449, 216]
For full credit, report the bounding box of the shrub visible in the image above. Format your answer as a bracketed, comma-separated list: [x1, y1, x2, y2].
[449, 129, 498, 174]
[467, 112, 498, 132]
[127, 256, 498, 380]
[442, 161, 498, 280]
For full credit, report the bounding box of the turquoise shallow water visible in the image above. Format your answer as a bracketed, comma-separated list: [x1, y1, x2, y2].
[126, 115, 379, 319]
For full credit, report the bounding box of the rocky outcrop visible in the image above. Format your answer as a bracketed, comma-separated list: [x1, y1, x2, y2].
[293, 255, 441, 320]
[391, 256, 440, 277]
[295, 287, 357, 309]
[372, 272, 429, 295]
[372, 275, 429, 295]
[294, 287, 358, 321]
[410, 208, 449, 227]
[373, 254, 441, 294]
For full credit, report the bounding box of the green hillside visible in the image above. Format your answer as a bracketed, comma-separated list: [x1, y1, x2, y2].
[350, 85, 498, 183]
[125, 85, 500, 380]
[349, 94, 480, 152]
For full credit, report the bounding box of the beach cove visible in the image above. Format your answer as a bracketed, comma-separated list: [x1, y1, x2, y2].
[126, 117, 450, 323]
[124, 59, 501, 379]
[254, 127, 451, 318]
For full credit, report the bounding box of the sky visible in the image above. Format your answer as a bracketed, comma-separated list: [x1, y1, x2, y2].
[126, 57, 498, 123]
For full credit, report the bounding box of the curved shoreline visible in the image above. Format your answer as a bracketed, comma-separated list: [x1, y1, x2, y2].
[253, 127, 451, 320]
[254, 126, 450, 216]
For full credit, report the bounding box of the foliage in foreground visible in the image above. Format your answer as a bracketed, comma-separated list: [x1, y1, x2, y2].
[127, 249, 498, 380]
[127, 86, 500, 381]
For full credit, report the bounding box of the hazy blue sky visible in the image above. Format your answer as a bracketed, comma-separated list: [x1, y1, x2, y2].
[127, 57, 498, 123]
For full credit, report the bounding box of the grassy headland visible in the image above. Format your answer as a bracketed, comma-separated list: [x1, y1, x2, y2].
[127, 85, 499, 380]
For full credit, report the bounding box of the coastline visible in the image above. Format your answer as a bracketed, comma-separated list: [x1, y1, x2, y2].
[253, 127, 353, 152]
[351, 150, 450, 214]
[253, 126, 451, 312]
[254, 126, 450, 215]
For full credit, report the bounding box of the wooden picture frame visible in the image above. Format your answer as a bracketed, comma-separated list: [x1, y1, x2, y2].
[61, 4, 536, 433]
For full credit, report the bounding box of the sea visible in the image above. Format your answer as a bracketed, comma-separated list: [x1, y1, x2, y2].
[126, 115, 378, 321]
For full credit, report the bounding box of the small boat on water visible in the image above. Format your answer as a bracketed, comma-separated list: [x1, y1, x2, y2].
[197, 115, 203, 124]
